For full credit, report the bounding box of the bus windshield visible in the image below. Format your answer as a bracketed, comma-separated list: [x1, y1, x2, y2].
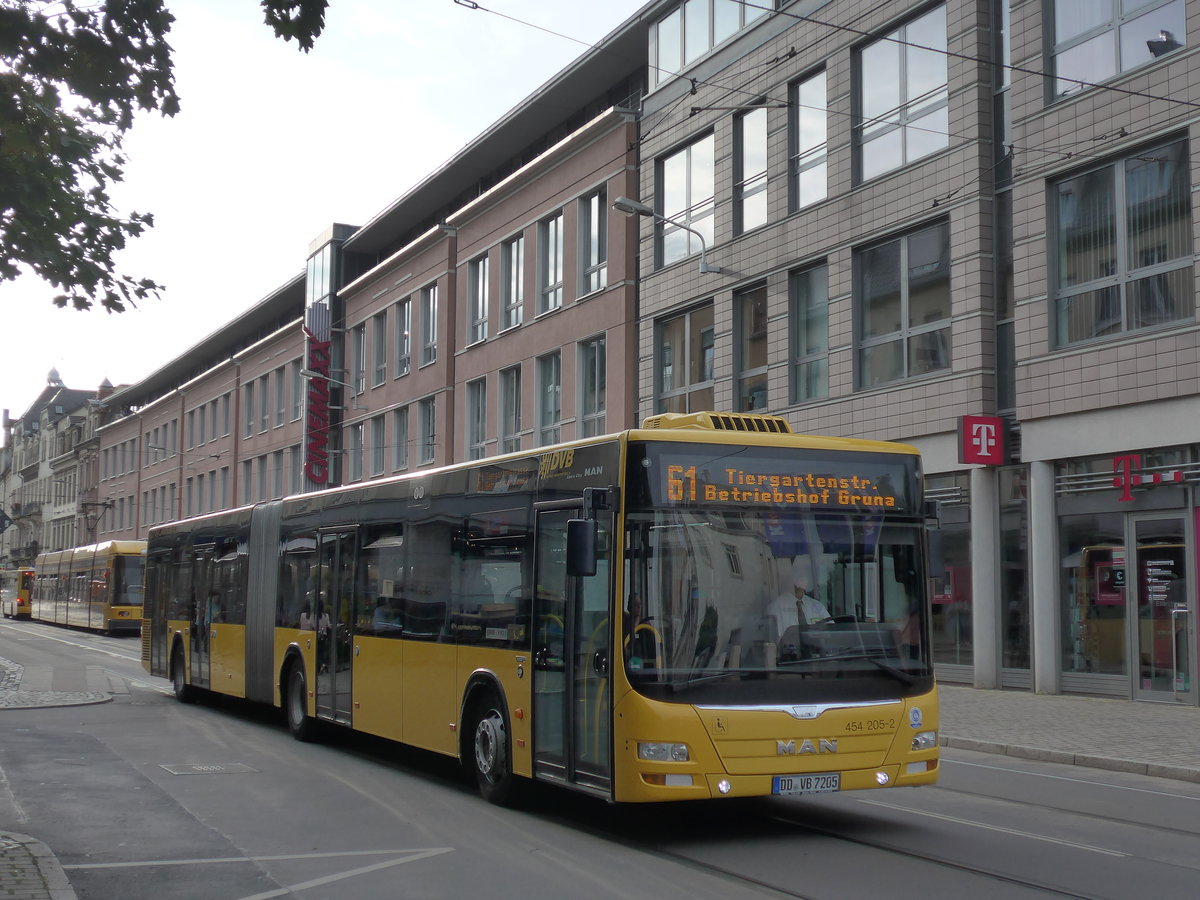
[623, 443, 932, 703]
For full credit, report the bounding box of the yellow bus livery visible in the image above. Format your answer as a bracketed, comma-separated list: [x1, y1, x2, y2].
[143, 413, 939, 804]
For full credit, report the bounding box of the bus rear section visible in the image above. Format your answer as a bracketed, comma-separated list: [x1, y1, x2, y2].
[1, 568, 34, 619]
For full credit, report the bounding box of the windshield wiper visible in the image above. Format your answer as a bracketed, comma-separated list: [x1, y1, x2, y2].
[778, 653, 916, 686]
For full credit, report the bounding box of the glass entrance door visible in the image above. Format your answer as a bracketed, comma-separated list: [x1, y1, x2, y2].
[1131, 516, 1194, 703]
[531, 506, 612, 794]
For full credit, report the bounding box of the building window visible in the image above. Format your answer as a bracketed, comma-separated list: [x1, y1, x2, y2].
[347, 422, 363, 482]
[220, 395, 230, 436]
[257, 455, 269, 501]
[539, 211, 564, 313]
[791, 264, 829, 403]
[735, 107, 768, 234]
[370, 415, 386, 476]
[736, 285, 768, 412]
[467, 379, 487, 460]
[856, 221, 952, 388]
[274, 367, 286, 427]
[657, 304, 715, 413]
[500, 366, 521, 454]
[372, 311, 387, 386]
[242, 460, 253, 504]
[243, 382, 254, 438]
[273, 450, 285, 498]
[288, 446, 302, 494]
[469, 254, 489, 344]
[1053, 0, 1184, 97]
[291, 361, 304, 421]
[1053, 139, 1191, 346]
[419, 398, 436, 464]
[420, 283, 438, 366]
[537, 352, 561, 445]
[580, 190, 608, 295]
[393, 406, 409, 471]
[790, 70, 827, 210]
[650, 0, 769, 87]
[579, 335, 606, 438]
[259, 374, 270, 432]
[501, 234, 525, 329]
[856, 5, 948, 182]
[659, 134, 715, 266]
[395, 296, 411, 376]
[351, 323, 366, 395]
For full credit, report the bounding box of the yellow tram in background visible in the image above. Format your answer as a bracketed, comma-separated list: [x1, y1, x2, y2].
[32, 541, 146, 634]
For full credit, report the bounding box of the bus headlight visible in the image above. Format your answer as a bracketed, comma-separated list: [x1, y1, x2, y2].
[911, 730, 938, 752]
[638, 742, 690, 762]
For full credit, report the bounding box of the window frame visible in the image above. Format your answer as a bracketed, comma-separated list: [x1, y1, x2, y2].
[1051, 0, 1186, 99]
[468, 254, 489, 344]
[467, 378, 488, 460]
[420, 284, 438, 366]
[735, 284, 768, 412]
[501, 234, 525, 330]
[500, 365, 522, 454]
[855, 4, 949, 183]
[579, 190, 608, 295]
[734, 105, 768, 234]
[657, 133, 716, 267]
[855, 220, 953, 390]
[790, 263, 830, 404]
[537, 351, 562, 446]
[539, 211, 565, 314]
[1050, 138, 1193, 347]
[656, 303, 716, 413]
[789, 69, 828, 211]
[578, 335, 607, 438]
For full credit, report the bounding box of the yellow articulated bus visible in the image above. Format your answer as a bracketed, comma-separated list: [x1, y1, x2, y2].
[1, 567, 34, 619]
[32, 541, 146, 634]
[143, 412, 939, 805]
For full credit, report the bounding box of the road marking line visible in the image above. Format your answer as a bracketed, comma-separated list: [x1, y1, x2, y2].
[943, 757, 1200, 802]
[63, 848, 454, 871]
[852, 798, 1127, 856]
[237, 848, 454, 899]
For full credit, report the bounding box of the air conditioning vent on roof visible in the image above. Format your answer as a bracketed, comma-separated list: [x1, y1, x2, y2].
[640, 411, 793, 434]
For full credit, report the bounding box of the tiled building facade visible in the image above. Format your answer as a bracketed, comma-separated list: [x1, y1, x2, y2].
[3, 0, 1199, 705]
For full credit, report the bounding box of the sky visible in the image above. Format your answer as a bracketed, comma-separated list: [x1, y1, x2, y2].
[1, 0, 649, 429]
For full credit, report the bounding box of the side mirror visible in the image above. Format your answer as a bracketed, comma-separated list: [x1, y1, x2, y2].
[566, 518, 598, 577]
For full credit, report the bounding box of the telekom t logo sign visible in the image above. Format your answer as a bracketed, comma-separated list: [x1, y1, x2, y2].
[958, 415, 1005, 466]
[971, 421, 997, 456]
[1112, 453, 1182, 501]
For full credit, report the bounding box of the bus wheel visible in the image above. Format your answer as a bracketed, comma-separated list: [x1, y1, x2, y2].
[286, 663, 318, 742]
[470, 693, 518, 806]
[171, 650, 195, 704]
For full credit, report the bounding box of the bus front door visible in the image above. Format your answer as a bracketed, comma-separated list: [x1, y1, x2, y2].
[532, 505, 612, 796]
[189, 546, 213, 690]
[315, 528, 356, 725]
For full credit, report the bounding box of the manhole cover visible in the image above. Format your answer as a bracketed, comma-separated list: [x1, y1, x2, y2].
[161, 763, 258, 775]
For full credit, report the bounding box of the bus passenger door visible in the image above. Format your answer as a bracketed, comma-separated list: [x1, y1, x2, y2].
[316, 528, 356, 725]
[532, 503, 612, 796]
[190, 546, 213, 690]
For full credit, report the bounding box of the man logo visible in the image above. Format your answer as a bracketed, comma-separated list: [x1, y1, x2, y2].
[777, 738, 838, 755]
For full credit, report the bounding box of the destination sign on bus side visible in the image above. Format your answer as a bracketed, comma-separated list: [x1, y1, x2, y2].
[664, 464, 900, 510]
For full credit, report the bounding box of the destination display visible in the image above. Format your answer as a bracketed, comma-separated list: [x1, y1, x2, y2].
[636, 445, 918, 515]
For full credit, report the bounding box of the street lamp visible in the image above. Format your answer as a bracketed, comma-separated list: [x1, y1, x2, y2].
[299, 368, 367, 411]
[300, 367, 351, 389]
[612, 196, 722, 275]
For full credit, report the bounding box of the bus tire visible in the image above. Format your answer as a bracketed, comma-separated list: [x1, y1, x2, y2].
[171, 649, 195, 704]
[285, 663, 318, 742]
[469, 692, 519, 806]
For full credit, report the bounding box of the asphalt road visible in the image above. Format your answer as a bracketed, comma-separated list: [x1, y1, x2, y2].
[3, 620, 1200, 900]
